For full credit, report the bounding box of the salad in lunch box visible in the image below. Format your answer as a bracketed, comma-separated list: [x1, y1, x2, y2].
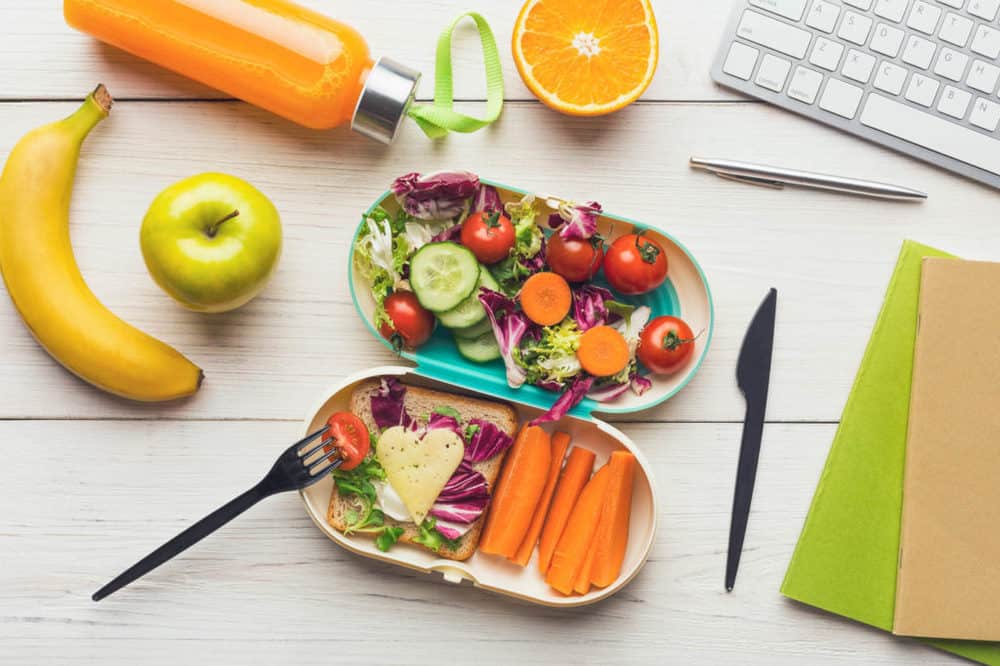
[353, 171, 698, 423]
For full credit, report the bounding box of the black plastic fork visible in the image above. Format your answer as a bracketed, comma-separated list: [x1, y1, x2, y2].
[92, 424, 343, 601]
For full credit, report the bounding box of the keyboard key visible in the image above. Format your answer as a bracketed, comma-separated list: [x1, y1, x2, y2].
[843, 49, 877, 82]
[875, 60, 908, 94]
[788, 66, 825, 103]
[906, 73, 941, 105]
[875, 0, 909, 21]
[903, 35, 938, 68]
[871, 23, 906, 56]
[819, 78, 864, 118]
[970, 97, 1000, 131]
[723, 42, 760, 80]
[806, 0, 841, 32]
[938, 85, 973, 117]
[939, 12, 973, 46]
[839, 11, 874, 45]
[971, 25, 1000, 59]
[934, 47, 969, 81]
[749, 0, 808, 20]
[810, 36, 846, 70]
[755, 53, 792, 91]
[967, 60, 1000, 93]
[737, 10, 813, 59]
[861, 93, 1000, 175]
[968, 0, 1000, 20]
[907, 1, 943, 33]
[844, 0, 873, 8]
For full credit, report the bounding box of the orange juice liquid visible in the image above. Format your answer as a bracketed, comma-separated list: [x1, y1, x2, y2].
[65, 0, 373, 130]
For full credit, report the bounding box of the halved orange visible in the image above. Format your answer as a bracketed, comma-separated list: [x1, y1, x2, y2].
[512, 0, 659, 116]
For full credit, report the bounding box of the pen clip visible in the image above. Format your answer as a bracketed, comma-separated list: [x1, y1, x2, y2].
[714, 172, 785, 190]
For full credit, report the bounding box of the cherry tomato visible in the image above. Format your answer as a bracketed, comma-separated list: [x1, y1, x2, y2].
[603, 233, 668, 295]
[460, 211, 515, 264]
[546, 234, 605, 282]
[638, 316, 696, 375]
[324, 411, 371, 471]
[379, 291, 435, 350]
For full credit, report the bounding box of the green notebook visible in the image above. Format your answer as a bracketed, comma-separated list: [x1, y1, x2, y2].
[780, 240, 1000, 665]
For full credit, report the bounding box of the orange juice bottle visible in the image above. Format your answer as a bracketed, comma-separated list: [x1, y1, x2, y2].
[64, 0, 420, 143]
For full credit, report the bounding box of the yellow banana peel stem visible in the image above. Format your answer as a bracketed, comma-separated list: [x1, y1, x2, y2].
[0, 85, 204, 402]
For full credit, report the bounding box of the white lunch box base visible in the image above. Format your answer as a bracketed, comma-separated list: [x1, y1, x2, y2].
[299, 365, 659, 608]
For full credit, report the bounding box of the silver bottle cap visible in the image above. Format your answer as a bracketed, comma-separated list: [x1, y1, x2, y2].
[351, 57, 421, 144]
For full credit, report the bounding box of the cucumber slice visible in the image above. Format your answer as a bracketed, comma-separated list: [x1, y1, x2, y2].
[409, 242, 480, 313]
[451, 316, 493, 340]
[455, 331, 501, 363]
[437, 267, 500, 329]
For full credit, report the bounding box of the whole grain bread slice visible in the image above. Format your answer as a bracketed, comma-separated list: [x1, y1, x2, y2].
[327, 378, 518, 561]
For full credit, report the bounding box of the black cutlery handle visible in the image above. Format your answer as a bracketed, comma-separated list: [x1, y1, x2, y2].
[92, 482, 271, 601]
[725, 399, 765, 592]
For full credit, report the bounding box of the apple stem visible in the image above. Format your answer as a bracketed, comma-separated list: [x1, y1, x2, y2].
[206, 209, 239, 238]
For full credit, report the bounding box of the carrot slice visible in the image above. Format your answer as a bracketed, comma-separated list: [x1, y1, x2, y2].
[573, 537, 598, 595]
[538, 446, 596, 573]
[479, 425, 552, 558]
[510, 431, 572, 567]
[520, 272, 572, 326]
[589, 451, 637, 588]
[577, 325, 630, 377]
[545, 465, 611, 595]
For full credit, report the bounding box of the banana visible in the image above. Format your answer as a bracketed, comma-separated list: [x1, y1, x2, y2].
[0, 85, 203, 401]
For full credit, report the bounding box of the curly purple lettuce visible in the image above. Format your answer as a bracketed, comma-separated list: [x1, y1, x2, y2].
[391, 171, 480, 220]
[473, 184, 503, 214]
[572, 284, 616, 332]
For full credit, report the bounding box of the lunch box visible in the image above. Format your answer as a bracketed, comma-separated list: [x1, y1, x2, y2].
[299, 179, 714, 607]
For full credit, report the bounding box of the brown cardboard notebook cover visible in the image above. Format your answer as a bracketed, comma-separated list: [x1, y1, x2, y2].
[894, 258, 1000, 641]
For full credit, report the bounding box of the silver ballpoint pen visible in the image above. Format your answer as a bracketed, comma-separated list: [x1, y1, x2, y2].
[690, 157, 927, 201]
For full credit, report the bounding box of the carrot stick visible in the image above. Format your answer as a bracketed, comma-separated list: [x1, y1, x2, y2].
[520, 272, 571, 326]
[577, 325, 630, 377]
[589, 451, 637, 588]
[573, 537, 598, 595]
[545, 465, 611, 595]
[538, 446, 596, 574]
[510, 431, 572, 567]
[479, 425, 552, 558]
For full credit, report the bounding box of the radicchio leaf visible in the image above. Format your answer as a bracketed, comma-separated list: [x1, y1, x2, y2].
[426, 412, 462, 437]
[530, 374, 595, 426]
[391, 171, 480, 220]
[473, 184, 503, 213]
[369, 377, 413, 430]
[546, 200, 602, 241]
[587, 380, 631, 402]
[572, 284, 615, 332]
[429, 461, 491, 525]
[464, 419, 514, 463]
[630, 371, 653, 396]
[430, 223, 463, 243]
[479, 288, 535, 388]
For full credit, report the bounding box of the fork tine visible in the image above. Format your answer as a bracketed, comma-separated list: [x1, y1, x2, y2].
[293, 425, 330, 454]
[308, 454, 344, 477]
[300, 436, 340, 463]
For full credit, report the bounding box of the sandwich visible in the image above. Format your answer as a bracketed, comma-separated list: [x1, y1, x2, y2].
[327, 376, 518, 561]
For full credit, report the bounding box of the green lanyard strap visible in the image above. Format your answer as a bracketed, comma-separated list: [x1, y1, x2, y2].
[407, 12, 504, 139]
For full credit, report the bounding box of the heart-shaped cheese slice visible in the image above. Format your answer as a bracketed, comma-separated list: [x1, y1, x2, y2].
[376, 426, 465, 525]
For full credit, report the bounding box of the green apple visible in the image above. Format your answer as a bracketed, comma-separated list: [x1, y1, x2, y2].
[140, 173, 282, 313]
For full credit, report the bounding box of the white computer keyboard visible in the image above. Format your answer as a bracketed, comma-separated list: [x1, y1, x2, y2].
[711, 0, 1000, 189]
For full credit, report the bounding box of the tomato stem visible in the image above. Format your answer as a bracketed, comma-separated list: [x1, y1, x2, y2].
[633, 230, 661, 265]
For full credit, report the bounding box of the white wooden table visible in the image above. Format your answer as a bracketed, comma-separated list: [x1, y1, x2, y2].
[1, 1, 990, 663]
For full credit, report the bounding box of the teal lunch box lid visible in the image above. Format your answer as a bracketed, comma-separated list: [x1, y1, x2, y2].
[348, 177, 715, 421]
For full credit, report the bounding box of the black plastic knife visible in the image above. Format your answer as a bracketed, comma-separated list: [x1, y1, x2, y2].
[726, 287, 777, 592]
